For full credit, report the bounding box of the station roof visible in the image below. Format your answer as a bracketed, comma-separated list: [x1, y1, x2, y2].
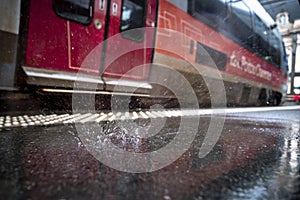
[259, 0, 300, 23]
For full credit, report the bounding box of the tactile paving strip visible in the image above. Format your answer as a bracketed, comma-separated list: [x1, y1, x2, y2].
[1, 106, 297, 128]
[0, 110, 189, 128]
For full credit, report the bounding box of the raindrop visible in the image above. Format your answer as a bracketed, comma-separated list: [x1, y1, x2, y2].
[164, 195, 171, 200]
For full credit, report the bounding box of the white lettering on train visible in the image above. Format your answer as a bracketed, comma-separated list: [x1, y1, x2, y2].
[230, 51, 272, 81]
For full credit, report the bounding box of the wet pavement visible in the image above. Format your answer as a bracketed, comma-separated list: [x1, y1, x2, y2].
[0, 103, 300, 199]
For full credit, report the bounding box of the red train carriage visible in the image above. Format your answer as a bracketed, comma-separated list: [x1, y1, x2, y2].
[5, 0, 289, 106]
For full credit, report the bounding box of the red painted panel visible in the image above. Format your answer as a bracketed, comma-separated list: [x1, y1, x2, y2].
[24, 0, 284, 90]
[25, 0, 157, 80]
[69, 0, 107, 74]
[103, 0, 157, 80]
[25, 0, 68, 71]
[155, 0, 283, 90]
[25, 0, 106, 75]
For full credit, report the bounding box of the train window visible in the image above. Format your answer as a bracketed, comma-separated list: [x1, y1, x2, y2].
[268, 32, 281, 67]
[53, 0, 94, 25]
[253, 14, 268, 43]
[167, 0, 188, 12]
[228, 0, 253, 50]
[194, 0, 225, 14]
[282, 42, 289, 71]
[120, 0, 146, 42]
[191, 0, 228, 31]
[253, 14, 269, 58]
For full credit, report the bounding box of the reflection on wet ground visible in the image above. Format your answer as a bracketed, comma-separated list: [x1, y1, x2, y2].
[0, 114, 299, 199]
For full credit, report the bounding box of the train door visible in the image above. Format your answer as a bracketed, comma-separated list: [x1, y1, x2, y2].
[54, 0, 157, 80]
[53, 0, 108, 74]
[25, 0, 106, 74]
[102, 0, 157, 81]
[26, 0, 156, 83]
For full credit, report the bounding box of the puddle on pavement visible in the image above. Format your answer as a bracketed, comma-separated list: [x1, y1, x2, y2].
[0, 116, 299, 199]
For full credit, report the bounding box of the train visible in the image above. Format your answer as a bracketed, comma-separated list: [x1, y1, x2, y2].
[0, 0, 289, 107]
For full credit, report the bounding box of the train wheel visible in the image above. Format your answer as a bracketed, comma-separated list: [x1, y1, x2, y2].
[268, 92, 282, 106]
[258, 89, 267, 106]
